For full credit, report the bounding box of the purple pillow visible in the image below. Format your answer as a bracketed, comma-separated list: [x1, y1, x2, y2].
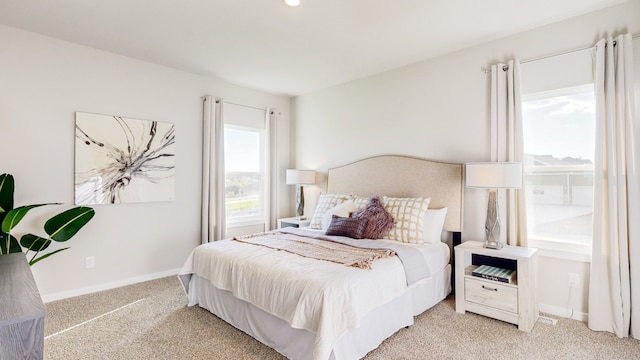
[352, 196, 395, 239]
[325, 215, 368, 239]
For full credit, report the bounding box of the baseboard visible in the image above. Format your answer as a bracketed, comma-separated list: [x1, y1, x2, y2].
[41, 268, 181, 303]
[539, 302, 588, 322]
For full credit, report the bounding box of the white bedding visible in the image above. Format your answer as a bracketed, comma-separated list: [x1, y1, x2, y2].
[301, 229, 450, 278]
[180, 231, 449, 360]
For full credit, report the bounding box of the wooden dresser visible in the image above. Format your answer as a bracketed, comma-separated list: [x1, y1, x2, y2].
[0, 253, 46, 360]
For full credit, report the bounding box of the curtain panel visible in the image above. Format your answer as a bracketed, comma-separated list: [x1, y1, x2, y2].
[588, 33, 639, 339]
[266, 108, 278, 231]
[201, 95, 226, 244]
[490, 60, 528, 247]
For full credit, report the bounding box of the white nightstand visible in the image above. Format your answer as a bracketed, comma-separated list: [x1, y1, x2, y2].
[454, 241, 538, 332]
[277, 217, 311, 229]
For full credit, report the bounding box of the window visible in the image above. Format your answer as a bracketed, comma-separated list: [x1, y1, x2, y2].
[521, 84, 595, 256]
[224, 126, 265, 224]
[223, 103, 268, 227]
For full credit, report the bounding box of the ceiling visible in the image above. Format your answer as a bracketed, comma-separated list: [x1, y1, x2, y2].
[0, 0, 626, 96]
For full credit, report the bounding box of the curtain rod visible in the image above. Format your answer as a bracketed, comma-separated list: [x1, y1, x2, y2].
[223, 100, 266, 112]
[200, 96, 266, 111]
[482, 33, 640, 73]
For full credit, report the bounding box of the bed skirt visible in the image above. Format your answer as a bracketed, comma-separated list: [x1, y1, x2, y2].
[186, 264, 451, 360]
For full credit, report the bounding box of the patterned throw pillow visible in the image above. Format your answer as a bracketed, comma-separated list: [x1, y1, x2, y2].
[309, 194, 351, 229]
[352, 195, 371, 211]
[383, 196, 431, 243]
[325, 215, 368, 239]
[352, 196, 395, 239]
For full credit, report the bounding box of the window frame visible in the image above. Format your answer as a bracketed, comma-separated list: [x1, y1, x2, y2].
[521, 84, 595, 261]
[223, 124, 268, 228]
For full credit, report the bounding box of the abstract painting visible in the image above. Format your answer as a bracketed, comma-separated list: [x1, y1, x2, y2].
[74, 112, 176, 205]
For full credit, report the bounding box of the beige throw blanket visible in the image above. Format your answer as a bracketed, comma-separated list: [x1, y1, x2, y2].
[233, 232, 396, 269]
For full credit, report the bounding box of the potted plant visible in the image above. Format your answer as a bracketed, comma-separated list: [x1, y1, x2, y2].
[0, 173, 95, 265]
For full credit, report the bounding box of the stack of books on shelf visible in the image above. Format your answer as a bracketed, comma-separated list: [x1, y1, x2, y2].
[472, 265, 516, 284]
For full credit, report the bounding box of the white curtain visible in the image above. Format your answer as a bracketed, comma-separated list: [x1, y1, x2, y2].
[266, 108, 279, 231]
[588, 33, 639, 339]
[490, 60, 528, 247]
[201, 95, 226, 243]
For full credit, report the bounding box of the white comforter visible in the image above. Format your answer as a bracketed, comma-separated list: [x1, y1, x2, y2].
[179, 230, 447, 360]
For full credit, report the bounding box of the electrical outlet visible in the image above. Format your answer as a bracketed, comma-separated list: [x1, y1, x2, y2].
[568, 273, 580, 288]
[85, 256, 95, 269]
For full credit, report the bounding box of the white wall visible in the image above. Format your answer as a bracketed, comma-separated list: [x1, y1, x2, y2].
[0, 24, 292, 301]
[292, 1, 640, 319]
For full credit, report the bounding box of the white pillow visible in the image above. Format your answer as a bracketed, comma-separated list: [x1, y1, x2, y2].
[309, 194, 351, 229]
[422, 207, 448, 244]
[321, 200, 357, 230]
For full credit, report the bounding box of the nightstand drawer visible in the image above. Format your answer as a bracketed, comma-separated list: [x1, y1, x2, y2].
[464, 278, 518, 313]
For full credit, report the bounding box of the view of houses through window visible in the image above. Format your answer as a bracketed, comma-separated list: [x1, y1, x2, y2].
[224, 126, 264, 223]
[522, 84, 595, 248]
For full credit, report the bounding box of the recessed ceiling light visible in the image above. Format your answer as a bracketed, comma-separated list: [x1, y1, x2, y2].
[284, 0, 301, 6]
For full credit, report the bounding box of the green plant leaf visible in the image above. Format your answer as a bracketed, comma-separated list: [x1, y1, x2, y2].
[0, 173, 14, 226]
[1, 204, 54, 233]
[20, 233, 52, 252]
[0, 232, 22, 254]
[45, 207, 95, 242]
[0, 173, 14, 212]
[29, 247, 70, 266]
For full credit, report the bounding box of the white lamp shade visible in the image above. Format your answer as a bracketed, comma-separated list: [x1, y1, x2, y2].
[286, 169, 316, 185]
[466, 162, 522, 189]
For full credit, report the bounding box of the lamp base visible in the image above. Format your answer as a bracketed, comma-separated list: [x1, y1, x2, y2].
[484, 189, 503, 250]
[296, 185, 305, 218]
[483, 240, 504, 249]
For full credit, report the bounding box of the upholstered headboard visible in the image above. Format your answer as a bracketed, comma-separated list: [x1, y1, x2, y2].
[327, 155, 464, 233]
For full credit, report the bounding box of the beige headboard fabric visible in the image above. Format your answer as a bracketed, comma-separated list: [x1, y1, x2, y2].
[327, 155, 464, 233]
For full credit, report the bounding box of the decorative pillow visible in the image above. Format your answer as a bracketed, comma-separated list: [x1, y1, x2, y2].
[383, 196, 431, 243]
[352, 196, 395, 239]
[325, 215, 368, 239]
[352, 195, 370, 211]
[321, 200, 357, 230]
[309, 194, 351, 229]
[422, 207, 448, 244]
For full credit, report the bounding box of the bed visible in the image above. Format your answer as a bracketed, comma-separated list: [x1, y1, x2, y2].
[179, 155, 464, 360]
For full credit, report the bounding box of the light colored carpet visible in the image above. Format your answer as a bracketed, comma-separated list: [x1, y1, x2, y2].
[44, 276, 640, 360]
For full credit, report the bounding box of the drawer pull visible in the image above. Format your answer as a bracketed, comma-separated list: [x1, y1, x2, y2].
[482, 285, 498, 292]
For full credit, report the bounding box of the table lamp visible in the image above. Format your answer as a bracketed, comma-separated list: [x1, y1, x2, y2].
[466, 162, 522, 249]
[286, 169, 316, 219]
